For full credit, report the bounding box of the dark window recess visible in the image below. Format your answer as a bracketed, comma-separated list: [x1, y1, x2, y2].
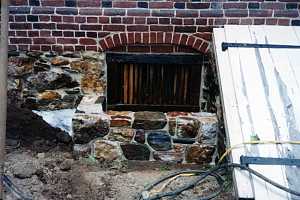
[107, 53, 205, 112]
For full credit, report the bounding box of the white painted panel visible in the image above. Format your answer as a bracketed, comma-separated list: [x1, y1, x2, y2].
[213, 28, 254, 199]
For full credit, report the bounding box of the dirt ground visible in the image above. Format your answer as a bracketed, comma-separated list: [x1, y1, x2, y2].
[4, 105, 233, 200]
[4, 145, 233, 200]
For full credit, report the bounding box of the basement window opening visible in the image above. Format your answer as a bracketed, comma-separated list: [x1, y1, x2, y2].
[106, 53, 209, 112]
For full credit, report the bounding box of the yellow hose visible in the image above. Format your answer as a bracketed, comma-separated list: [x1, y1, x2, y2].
[218, 140, 300, 164]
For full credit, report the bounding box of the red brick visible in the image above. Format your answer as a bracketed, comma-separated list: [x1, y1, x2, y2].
[150, 25, 173, 32]
[266, 18, 278, 25]
[152, 10, 174, 17]
[214, 19, 227, 26]
[99, 17, 109, 23]
[75, 16, 86, 23]
[87, 32, 97, 38]
[156, 32, 163, 43]
[192, 39, 202, 50]
[111, 17, 122, 24]
[41, 0, 64, 6]
[184, 18, 194, 25]
[135, 17, 146, 24]
[176, 10, 198, 18]
[174, 26, 196, 33]
[41, 45, 51, 51]
[63, 16, 74, 23]
[179, 34, 188, 45]
[9, 31, 16, 37]
[52, 31, 62, 37]
[196, 18, 207, 25]
[28, 31, 39, 37]
[186, 3, 210, 9]
[77, 0, 101, 7]
[127, 25, 149, 32]
[10, 23, 32, 29]
[159, 18, 170, 24]
[98, 32, 110, 38]
[225, 9, 248, 17]
[103, 25, 125, 31]
[75, 45, 85, 51]
[79, 8, 102, 15]
[200, 10, 223, 17]
[147, 18, 158, 24]
[149, 2, 173, 9]
[32, 7, 54, 14]
[86, 46, 97, 51]
[30, 45, 41, 51]
[105, 37, 114, 49]
[165, 32, 172, 44]
[19, 45, 29, 51]
[113, 1, 137, 8]
[176, 46, 197, 54]
[87, 17, 98, 23]
[52, 45, 63, 52]
[33, 37, 56, 44]
[11, 0, 28, 6]
[240, 18, 253, 25]
[104, 9, 125, 16]
[223, 3, 247, 9]
[134, 32, 141, 44]
[249, 10, 273, 17]
[199, 42, 209, 53]
[123, 17, 134, 24]
[10, 37, 31, 44]
[14, 15, 26, 22]
[57, 23, 79, 30]
[261, 3, 285, 10]
[278, 19, 290, 25]
[128, 9, 150, 17]
[187, 36, 196, 47]
[39, 16, 51, 22]
[64, 46, 75, 51]
[80, 38, 96, 45]
[120, 32, 128, 44]
[227, 18, 240, 25]
[57, 38, 78, 44]
[172, 33, 181, 45]
[16, 31, 27, 37]
[113, 34, 122, 46]
[127, 32, 134, 44]
[40, 30, 51, 37]
[63, 31, 74, 37]
[254, 18, 265, 25]
[81, 24, 102, 31]
[99, 39, 108, 51]
[142, 32, 150, 44]
[274, 10, 299, 17]
[193, 33, 212, 41]
[51, 16, 62, 22]
[150, 32, 157, 44]
[171, 18, 182, 25]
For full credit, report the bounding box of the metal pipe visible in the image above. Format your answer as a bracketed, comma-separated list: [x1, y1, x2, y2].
[0, 0, 9, 199]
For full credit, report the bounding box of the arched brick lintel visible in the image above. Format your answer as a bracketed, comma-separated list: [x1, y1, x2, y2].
[99, 32, 211, 54]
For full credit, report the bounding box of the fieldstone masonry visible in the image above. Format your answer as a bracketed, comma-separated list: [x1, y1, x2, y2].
[8, 50, 219, 165]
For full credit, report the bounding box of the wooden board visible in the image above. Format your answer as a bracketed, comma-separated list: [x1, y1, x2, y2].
[213, 25, 300, 199]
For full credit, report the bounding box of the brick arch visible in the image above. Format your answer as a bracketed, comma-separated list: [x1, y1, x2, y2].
[98, 32, 210, 54]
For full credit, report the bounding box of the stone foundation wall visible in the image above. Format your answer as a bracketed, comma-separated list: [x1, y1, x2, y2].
[8, 50, 218, 165]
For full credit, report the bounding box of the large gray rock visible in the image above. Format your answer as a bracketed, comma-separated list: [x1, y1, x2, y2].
[120, 143, 150, 161]
[92, 139, 123, 162]
[133, 111, 167, 130]
[12, 161, 38, 179]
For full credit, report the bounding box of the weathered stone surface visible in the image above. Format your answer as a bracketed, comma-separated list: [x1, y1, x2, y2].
[70, 61, 100, 73]
[33, 62, 51, 73]
[176, 117, 200, 138]
[51, 57, 69, 66]
[195, 114, 218, 144]
[12, 161, 38, 179]
[8, 56, 34, 76]
[62, 51, 81, 58]
[73, 143, 91, 158]
[133, 111, 167, 130]
[108, 111, 132, 127]
[92, 139, 123, 161]
[82, 51, 105, 61]
[26, 71, 76, 92]
[134, 129, 145, 144]
[105, 128, 134, 142]
[154, 143, 185, 162]
[185, 144, 215, 164]
[167, 112, 189, 117]
[65, 87, 80, 95]
[147, 131, 172, 151]
[59, 159, 73, 171]
[26, 51, 43, 58]
[76, 95, 104, 114]
[81, 73, 106, 94]
[72, 113, 109, 144]
[120, 143, 150, 160]
[38, 91, 61, 101]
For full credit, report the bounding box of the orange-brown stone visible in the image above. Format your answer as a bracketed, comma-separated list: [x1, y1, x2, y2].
[51, 57, 69, 66]
[38, 91, 61, 101]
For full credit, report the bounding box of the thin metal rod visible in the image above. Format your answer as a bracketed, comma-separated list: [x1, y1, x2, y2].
[0, 0, 9, 199]
[221, 42, 300, 51]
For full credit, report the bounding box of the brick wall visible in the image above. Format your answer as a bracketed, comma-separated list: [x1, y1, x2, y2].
[8, 0, 300, 53]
